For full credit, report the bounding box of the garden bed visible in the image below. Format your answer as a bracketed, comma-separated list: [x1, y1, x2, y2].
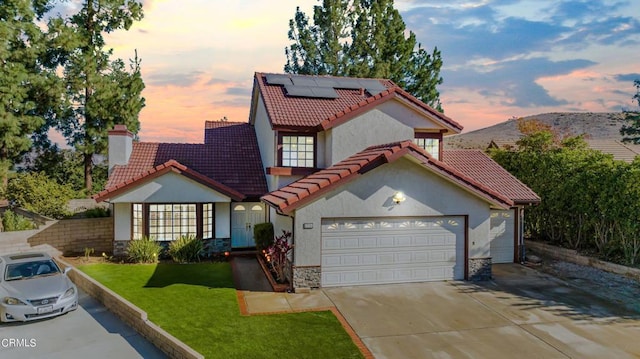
[256, 253, 290, 292]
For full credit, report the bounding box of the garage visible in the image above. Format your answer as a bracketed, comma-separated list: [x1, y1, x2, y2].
[490, 209, 516, 263]
[321, 217, 465, 287]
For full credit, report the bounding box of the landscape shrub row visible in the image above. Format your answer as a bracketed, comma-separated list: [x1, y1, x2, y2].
[490, 126, 640, 266]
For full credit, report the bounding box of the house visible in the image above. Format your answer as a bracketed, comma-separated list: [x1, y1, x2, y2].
[94, 72, 539, 290]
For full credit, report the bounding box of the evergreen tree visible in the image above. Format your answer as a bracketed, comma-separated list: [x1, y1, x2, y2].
[0, 0, 60, 186]
[285, 0, 444, 111]
[48, 0, 144, 194]
[620, 80, 640, 144]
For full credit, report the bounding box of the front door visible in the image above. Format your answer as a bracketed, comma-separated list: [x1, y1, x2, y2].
[231, 203, 266, 248]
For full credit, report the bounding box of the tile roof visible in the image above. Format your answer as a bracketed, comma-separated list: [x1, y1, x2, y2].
[96, 122, 268, 201]
[262, 141, 524, 214]
[254, 72, 463, 133]
[442, 150, 540, 205]
[585, 139, 640, 163]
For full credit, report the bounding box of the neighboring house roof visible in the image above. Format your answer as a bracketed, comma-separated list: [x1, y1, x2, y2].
[262, 141, 520, 215]
[585, 139, 640, 163]
[96, 122, 268, 201]
[253, 72, 463, 133]
[442, 150, 541, 205]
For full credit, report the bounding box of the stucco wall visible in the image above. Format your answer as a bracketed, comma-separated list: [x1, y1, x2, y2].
[328, 108, 415, 165]
[215, 202, 231, 238]
[109, 172, 232, 203]
[377, 101, 448, 131]
[28, 217, 114, 255]
[252, 95, 278, 191]
[292, 157, 492, 266]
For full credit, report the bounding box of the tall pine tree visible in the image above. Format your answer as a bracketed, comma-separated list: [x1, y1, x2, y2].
[0, 0, 61, 186]
[620, 80, 640, 144]
[48, 0, 145, 194]
[285, 0, 444, 111]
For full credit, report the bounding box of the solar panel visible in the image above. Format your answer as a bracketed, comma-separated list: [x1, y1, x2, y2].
[265, 74, 293, 85]
[291, 76, 319, 87]
[313, 77, 340, 88]
[334, 78, 364, 89]
[284, 85, 339, 99]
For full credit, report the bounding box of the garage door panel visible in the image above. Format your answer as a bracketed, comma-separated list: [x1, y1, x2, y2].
[322, 264, 458, 286]
[322, 250, 456, 268]
[490, 210, 515, 264]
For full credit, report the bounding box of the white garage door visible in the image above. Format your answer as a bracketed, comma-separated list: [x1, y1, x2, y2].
[321, 217, 465, 287]
[490, 209, 516, 264]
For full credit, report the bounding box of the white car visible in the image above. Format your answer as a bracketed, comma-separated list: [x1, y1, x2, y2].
[0, 252, 78, 322]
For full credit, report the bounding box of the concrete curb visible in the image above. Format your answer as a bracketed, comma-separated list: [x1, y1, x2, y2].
[526, 240, 640, 280]
[56, 258, 204, 359]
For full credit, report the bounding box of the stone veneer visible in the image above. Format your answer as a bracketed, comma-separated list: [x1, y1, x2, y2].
[293, 266, 321, 289]
[468, 257, 492, 281]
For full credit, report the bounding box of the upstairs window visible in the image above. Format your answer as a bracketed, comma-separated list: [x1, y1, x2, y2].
[281, 135, 315, 167]
[414, 132, 442, 159]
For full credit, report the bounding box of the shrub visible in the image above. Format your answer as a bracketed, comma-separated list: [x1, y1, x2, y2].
[1, 210, 36, 231]
[254, 222, 274, 251]
[83, 207, 111, 218]
[127, 237, 162, 263]
[266, 231, 293, 283]
[4, 172, 74, 219]
[168, 235, 204, 263]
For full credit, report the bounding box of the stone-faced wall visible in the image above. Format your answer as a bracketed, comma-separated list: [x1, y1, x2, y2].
[293, 266, 321, 289]
[28, 217, 113, 255]
[468, 257, 492, 281]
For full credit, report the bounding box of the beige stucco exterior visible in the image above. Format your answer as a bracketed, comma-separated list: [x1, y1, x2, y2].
[291, 156, 493, 267]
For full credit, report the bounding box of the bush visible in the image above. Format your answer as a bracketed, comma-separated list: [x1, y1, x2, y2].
[83, 207, 111, 218]
[1, 210, 36, 231]
[127, 237, 162, 263]
[168, 235, 204, 263]
[254, 222, 274, 251]
[266, 231, 293, 283]
[4, 172, 74, 219]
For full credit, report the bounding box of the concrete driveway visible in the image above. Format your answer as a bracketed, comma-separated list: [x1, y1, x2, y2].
[0, 289, 165, 359]
[324, 264, 640, 359]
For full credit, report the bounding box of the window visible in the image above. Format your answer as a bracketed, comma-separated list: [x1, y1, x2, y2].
[148, 204, 197, 241]
[203, 203, 213, 239]
[133, 203, 215, 241]
[132, 203, 143, 240]
[414, 133, 441, 159]
[281, 135, 314, 167]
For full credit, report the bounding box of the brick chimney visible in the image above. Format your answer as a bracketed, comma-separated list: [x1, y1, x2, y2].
[108, 124, 133, 174]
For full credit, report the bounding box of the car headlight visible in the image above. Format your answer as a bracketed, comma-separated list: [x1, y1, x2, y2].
[61, 287, 75, 299]
[3, 297, 26, 305]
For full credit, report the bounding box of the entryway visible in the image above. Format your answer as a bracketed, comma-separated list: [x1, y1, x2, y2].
[231, 202, 266, 248]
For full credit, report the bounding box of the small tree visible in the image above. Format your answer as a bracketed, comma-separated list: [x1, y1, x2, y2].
[4, 172, 75, 219]
[254, 222, 275, 252]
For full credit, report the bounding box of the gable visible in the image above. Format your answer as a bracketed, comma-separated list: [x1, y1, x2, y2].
[108, 171, 233, 203]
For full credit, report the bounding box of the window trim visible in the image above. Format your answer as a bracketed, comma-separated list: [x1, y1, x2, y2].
[414, 131, 443, 160]
[277, 132, 317, 168]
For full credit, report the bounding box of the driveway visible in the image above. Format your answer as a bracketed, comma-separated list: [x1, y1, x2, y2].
[324, 264, 640, 359]
[0, 289, 165, 359]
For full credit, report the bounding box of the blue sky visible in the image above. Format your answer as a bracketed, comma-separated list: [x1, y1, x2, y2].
[55, 0, 640, 142]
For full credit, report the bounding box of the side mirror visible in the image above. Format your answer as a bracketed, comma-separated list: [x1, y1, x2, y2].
[63, 267, 72, 275]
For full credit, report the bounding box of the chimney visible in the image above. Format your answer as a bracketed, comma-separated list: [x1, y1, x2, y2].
[108, 124, 133, 175]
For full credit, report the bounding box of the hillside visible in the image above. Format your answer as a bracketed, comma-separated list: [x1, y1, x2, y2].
[445, 112, 630, 150]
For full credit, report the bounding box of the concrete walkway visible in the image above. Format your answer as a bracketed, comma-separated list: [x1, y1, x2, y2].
[232, 261, 640, 358]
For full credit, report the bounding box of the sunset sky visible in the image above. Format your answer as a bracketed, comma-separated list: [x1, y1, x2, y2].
[57, 0, 640, 143]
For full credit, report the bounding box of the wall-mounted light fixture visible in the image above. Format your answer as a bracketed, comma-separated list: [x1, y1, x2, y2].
[392, 191, 406, 204]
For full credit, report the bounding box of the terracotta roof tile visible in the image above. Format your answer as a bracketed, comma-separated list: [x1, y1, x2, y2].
[262, 141, 528, 214]
[442, 150, 540, 205]
[102, 123, 267, 200]
[254, 72, 462, 133]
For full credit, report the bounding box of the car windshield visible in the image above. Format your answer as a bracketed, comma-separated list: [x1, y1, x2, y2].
[4, 260, 61, 281]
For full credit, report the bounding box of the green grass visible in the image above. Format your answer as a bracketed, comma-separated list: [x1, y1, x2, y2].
[78, 263, 363, 359]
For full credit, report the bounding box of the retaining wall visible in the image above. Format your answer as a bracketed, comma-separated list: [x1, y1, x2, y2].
[526, 240, 640, 280]
[57, 258, 204, 359]
[28, 217, 113, 255]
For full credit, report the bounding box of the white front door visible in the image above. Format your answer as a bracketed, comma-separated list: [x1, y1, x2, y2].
[490, 209, 516, 263]
[321, 217, 465, 287]
[231, 203, 266, 248]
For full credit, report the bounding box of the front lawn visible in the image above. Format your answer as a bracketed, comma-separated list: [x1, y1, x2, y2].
[78, 262, 362, 359]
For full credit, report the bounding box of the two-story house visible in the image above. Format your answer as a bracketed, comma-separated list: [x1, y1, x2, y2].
[94, 72, 539, 291]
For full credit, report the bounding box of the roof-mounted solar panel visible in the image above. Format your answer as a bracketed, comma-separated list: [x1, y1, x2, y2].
[291, 76, 319, 87]
[334, 78, 364, 89]
[284, 85, 339, 99]
[265, 74, 293, 85]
